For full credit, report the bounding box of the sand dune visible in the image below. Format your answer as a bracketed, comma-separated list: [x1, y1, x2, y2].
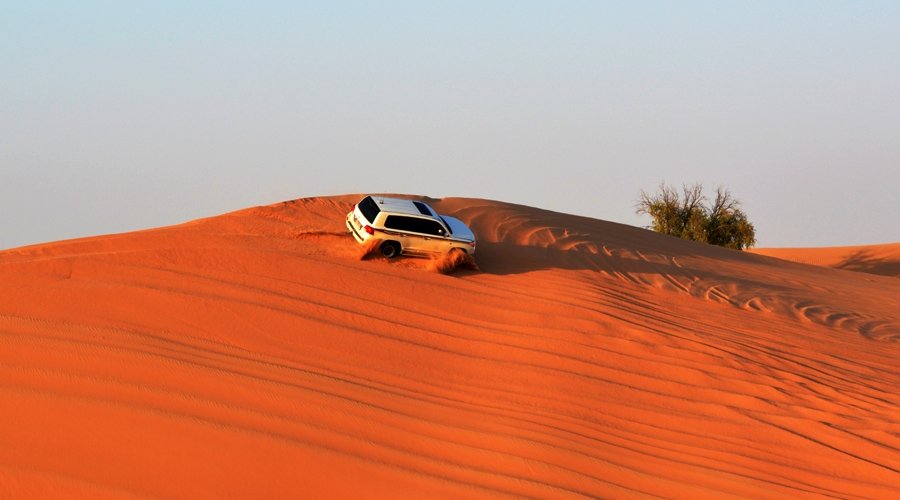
[752, 243, 900, 278]
[1, 195, 898, 498]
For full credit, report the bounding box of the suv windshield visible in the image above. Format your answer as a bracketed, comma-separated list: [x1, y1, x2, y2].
[440, 216, 453, 235]
[358, 196, 381, 223]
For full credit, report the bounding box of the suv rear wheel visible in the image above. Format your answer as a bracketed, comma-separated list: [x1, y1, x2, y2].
[380, 241, 401, 259]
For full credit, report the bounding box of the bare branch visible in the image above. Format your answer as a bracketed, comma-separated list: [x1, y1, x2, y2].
[635, 181, 756, 250]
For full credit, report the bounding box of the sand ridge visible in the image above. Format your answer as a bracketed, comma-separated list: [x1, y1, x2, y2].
[1, 195, 898, 498]
[752, 243, 900, 278]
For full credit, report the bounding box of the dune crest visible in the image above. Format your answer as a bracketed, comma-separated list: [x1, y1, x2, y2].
[752, 243, 900, 278]
[1, 195, 898, 498]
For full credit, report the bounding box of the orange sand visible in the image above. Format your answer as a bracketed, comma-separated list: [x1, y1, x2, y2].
[752, 243, 900, 278]
[1, 195, 898, 498]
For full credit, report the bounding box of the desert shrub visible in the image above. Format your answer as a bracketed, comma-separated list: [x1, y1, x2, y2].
[637, 183, 756, 250]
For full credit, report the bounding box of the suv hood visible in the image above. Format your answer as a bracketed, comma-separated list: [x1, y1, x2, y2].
[442, 216, 475, 242]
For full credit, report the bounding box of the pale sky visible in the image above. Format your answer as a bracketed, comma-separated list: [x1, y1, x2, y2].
[3, 1, 899, 250]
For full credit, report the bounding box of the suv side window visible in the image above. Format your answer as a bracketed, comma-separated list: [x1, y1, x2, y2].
[384, 216, 445, 236]
[384, 215, 415, 232]
[417, 219, 445, 236]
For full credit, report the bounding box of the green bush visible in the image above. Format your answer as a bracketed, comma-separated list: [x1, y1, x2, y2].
[636, 183, 756, 250]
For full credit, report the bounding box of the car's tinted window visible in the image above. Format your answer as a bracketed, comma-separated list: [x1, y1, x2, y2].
[418, 219, 445, 236]
[384, 215, 414, 232]
[413, 201, 433, 216]
[384, 216, 445, 236]
[440, 216, 453, 235]
[358, 196, 381, 224]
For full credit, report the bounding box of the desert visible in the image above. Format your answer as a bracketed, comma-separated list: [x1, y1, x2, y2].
[1, 194, 898, 498]
[752, 244, 900, 279]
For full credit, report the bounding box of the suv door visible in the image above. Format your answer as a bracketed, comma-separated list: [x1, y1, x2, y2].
[383, 215, 449, 254]
[413, 218, 449, 253]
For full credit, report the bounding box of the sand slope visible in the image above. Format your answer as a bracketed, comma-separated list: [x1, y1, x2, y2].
[1, 195, 898, 498]
[752, 243, 900, 278]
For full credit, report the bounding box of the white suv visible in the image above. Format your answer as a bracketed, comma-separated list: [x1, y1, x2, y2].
[346, 196, 476, 259]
